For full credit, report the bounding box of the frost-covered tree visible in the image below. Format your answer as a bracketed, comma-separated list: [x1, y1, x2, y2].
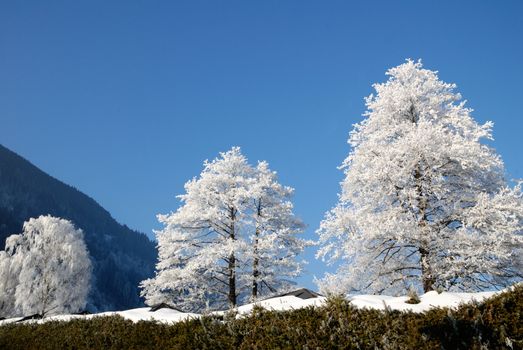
[317, 60, 523, 295]
[141, 148, 254, 311]
[141, 147, 307, 311]
[1, 215, 92, 317]
[0, 250, 19, 317]
[247, 161, 307, 300]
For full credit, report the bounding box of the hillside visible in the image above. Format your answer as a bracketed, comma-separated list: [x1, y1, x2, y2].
[0, 144, 156, 311]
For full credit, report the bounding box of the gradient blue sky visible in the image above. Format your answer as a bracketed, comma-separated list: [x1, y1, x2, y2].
[1, 1, 522, 289]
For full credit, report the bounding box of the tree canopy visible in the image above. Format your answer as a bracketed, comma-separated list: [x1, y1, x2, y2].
[141, 147, 308, 311]
[317, 60, 523, 295]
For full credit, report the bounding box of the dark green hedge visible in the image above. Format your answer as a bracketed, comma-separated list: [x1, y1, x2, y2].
[1, 285, 521, 349]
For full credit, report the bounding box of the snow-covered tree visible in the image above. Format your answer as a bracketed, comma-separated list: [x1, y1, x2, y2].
[141, 148, 254, 311]
[0, 250, 19, 317]
[247, 161, 307, 300]
[317, 60, 523, 295]
[141, 147, 307, 311]
[2, 215, 92, 317]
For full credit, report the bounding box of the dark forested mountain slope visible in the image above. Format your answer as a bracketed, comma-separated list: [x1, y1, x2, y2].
[0, 144, 156, 311]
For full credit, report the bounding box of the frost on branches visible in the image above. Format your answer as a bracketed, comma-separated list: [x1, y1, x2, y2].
[248, 161, 306, 300]
[0, 251, 18, 317]
[317, 60, 523, 295]
[140, 147, 308, 312]
[0, 215, 92, 317]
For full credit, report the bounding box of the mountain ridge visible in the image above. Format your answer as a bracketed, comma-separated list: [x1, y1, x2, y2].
[0, 144, 156, 311]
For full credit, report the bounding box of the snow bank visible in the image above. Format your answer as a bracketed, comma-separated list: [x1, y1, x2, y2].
[213, 295, 327, 316]
[0, 307, 199, 325]
[348, 290, 498, 313]
[228, 289, 503, 315]
[0, 288, 509, 326]
[85, 307, 200, 323]
[225, 289, 499, 316]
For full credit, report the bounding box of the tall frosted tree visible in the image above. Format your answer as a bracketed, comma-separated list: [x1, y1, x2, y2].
[141, 147, 307, 311]
[141, 147, 252, 311]
[248, 161, 307, 300]
[317, 60, 523, 295]
[0, 215, 92, 317]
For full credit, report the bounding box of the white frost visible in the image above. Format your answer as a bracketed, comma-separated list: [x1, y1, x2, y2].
[317, 59, 523, 295]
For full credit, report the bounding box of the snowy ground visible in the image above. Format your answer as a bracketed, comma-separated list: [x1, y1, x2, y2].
[213, 295, 327, 317]
[348, 290, 497, 313]
[0, 308, 200, 325]
[0, 288, 506, 325]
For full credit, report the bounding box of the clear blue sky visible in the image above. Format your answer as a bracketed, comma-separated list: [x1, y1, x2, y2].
[1, 1, 522, 290]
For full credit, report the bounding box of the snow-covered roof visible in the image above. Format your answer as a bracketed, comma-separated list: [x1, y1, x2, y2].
[149, 303, 183, 313]
[272, 288, 323, 300]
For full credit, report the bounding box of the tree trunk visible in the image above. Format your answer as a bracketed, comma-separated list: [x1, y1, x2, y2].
[228, 207, 237, 308]
[228, 252, 236, 308]
[414, 164, 434, 293]
[252, 240, 259, 300]
[420, 246, 435, 292]
[252, 201, 261, 300]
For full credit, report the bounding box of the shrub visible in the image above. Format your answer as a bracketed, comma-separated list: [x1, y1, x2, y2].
[405, 285, 421, 304]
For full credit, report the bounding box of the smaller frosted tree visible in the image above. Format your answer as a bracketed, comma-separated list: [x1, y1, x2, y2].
[0, 250, 19, 317]
[141, 147, 253, 311]
[247, 161, 307, 300]
[141, 147, 308, 311]
[4, 215, 92, 316]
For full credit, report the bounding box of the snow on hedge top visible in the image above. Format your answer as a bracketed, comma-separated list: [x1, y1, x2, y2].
[0, 307, 200, 325]
[94, 307, 200, 323]
[348, 290, 497, 313]
[229, 289, 499, 315]
[214, 295, 327, 316]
